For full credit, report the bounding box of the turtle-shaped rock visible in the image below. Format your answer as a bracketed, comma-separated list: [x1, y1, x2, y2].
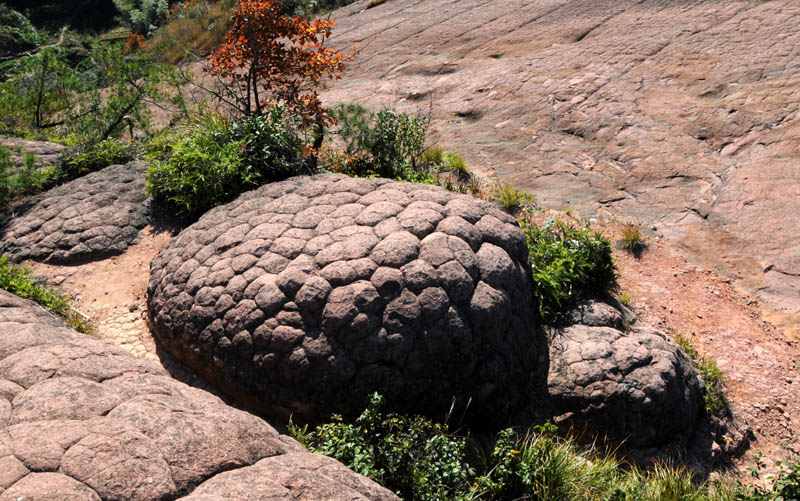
[148, 174, 544, 427]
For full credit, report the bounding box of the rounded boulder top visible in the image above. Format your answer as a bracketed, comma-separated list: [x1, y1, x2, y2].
[148, 173, 544, 427]
[0, 162, 151, 263]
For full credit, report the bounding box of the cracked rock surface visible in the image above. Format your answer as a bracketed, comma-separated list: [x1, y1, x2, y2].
[0, 289, 399, 501]
[322, 0, 800, 315]
[548, 300, 703, 446]
[148, 173, 542, 427]
[1, 162, 151, 263]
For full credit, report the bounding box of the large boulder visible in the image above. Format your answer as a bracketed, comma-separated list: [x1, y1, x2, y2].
[0, 162, 151, 263]
[547, 300, 703, 447]
[148, 174, 542, 427]
[0, 289, 398, 500]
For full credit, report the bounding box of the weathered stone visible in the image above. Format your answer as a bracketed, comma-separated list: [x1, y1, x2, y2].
[148, 174, 539, 427]
[548, 301, 703, 446]
[0, 162, 151, 263]
[0, 289, 396, 500]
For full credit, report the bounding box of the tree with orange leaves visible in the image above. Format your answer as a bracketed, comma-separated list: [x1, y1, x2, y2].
[205, 0, 357, 146]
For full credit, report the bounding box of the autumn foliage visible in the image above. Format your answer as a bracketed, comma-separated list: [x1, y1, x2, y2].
[205, 0, 357, 131]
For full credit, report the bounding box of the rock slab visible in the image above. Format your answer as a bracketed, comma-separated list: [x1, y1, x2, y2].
[0, 289, 398, 500]
[1, 162, 151, 263]
[148, 174, 542, 427]
[548, 300, 703, 446]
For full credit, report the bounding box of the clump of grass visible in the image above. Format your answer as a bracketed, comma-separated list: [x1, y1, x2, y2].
[149, 0, 236, 64]
[674, 334, 727, 416]
[494, 182, 535, 213]
[620, 222, 647, 257]
[521, 217, 617, 321]
[619, 291, 633, 307]
[0, 256, 95, 335]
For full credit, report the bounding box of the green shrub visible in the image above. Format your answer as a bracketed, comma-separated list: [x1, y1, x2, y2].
[293, 393, 472, 501]
[228, 108, 310, 183]
[521, 217, 617, 321]
[674, 334, 727, 416]
[0, 6, 42, 63]
[113, 0, 170, 36]
[293, 395, 779, 500]
[0, 146, 12, 206]
[145, 108, 308, 217]
[145, 115, 246, 216]
[58, 138, 136, 182]
[328, 104, 430, 181]
[0, 256, 94, 334]
[741, 454, 800, 501]
[0, 146, 57, 206]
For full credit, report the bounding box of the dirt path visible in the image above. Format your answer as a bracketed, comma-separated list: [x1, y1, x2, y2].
[25, 226, 225, 398]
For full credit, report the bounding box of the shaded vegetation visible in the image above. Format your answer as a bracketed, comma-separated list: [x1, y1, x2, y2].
[675, 334, 728, 417]
[294, 393, 799, 500]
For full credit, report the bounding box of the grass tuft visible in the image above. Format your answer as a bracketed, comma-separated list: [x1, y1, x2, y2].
[620, 222, 647, 257]
[493, 182, 534, 213]
[674, 334, 727, 416]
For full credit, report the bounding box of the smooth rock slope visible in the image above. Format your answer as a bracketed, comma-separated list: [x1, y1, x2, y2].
[323, 0, 800, 315]
[0, 289, 399, 500]
[148, 173, 542, 427]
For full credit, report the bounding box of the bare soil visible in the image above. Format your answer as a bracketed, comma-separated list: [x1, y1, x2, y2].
[25, 226, 226, 398]
[607, 220, 800, 475]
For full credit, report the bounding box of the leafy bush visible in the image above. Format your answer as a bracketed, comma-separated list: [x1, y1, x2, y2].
[228, 108, 310, 183]
[674, 334, 727, 416]
[145, 115, 245, 216]
[145, 108, 308, 217]
[521, 217, 617, 321]
[293, 395, 793, 500]
[0, 256, 94, 334]
[58, 138, 136, 183]
[0, 6, 42, 61]
[293, 393, 472, 501]
[743, 454, 800, 501]
[327, 104, 431, 181]
[0, 146, 56, 207]
[0, 146, 13, 206]
[114, 0, 170, 36]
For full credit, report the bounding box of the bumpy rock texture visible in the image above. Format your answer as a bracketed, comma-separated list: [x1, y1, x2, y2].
[0, 289, 399, 501]
[0, 137, 70, 170]
[548, 300, 703, 446]
[148, 174, 541, 426]
[323, 0, 800, 315]
[0, 162, 151, 263]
